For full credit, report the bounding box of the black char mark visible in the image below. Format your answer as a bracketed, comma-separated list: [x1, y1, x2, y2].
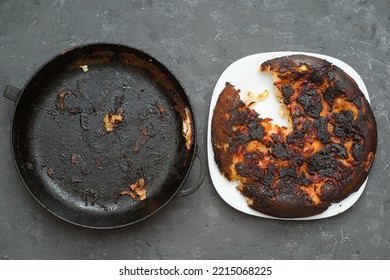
[248, 121, 265, 141]
[271, 143, 290, 160]
[313, 117, 330, 144]
[320, 181, 340, 202]
[236, 162, 264, 182]
[306, 151, 351, 181]
[279, 167, 297, 178]
[281, 84, 294, 104]
[287, 120, 311, 144]
[297, 87, 322, 118]
[351, 143, 366, 164]
[323, 86, 335, 111]
[332, 109, 355, 139]
[320, 143, 348, 159]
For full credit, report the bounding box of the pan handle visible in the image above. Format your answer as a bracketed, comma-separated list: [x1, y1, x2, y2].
[3, 85, 21, 102]
[176, 143, 207, 197]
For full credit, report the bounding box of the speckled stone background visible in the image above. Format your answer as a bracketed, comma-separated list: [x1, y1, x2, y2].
[0, 0, 389, 259]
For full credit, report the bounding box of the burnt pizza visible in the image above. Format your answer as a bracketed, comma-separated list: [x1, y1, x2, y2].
[211, 55, 377, 218]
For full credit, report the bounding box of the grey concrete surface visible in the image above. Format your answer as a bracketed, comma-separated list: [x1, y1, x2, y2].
[0, 0, 389, 259]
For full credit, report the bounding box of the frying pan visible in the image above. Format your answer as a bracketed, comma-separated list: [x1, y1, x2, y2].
[3, 43, 205, 229]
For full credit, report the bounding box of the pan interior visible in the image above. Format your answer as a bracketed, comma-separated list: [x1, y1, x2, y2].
[12, 45, 193, 228]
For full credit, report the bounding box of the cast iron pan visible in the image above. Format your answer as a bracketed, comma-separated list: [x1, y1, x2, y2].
[3, 43, 205, 229]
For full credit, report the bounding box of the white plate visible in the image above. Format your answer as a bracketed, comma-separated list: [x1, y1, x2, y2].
[207, 51, 371, 220]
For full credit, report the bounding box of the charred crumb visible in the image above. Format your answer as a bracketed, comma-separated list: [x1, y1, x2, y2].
[80, 190, 97, 206]
[70, 154, 79, 165]
[116, 178, 147, 201]
[116, 107, 124, 115]
[75, 80, 84, 96]
[69, 107, 81, 114]
[55, 90, 82, 115]
[81, 190, 88, 206]
[71, 176, 83, 183]
[98, 129, 109, 137]
[94, 102, 106, 112]
[155, 102, 166, 116]
[81, 165, 90, 175]
[47, 168, 55, 178]
[90, 192, 98, 206]
[133, 126, 150, 153]
[94, 156, 103, 168]
[55, 91, 68, 110]
[25, 162, 34, 170]
[103, 111, 124, 132]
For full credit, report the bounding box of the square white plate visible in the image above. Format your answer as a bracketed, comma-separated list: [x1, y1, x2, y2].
[207, 51, 370, 220]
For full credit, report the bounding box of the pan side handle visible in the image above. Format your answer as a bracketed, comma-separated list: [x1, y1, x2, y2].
[175, 143, 206, 197]
[3, 85, 21, 102]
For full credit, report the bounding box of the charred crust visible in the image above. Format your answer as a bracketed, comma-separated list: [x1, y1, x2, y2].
[320, 182, 341, 202]
[211, 82, 241, 180]
[260, 54, 331, 74]
[241, 183, 329, 218]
